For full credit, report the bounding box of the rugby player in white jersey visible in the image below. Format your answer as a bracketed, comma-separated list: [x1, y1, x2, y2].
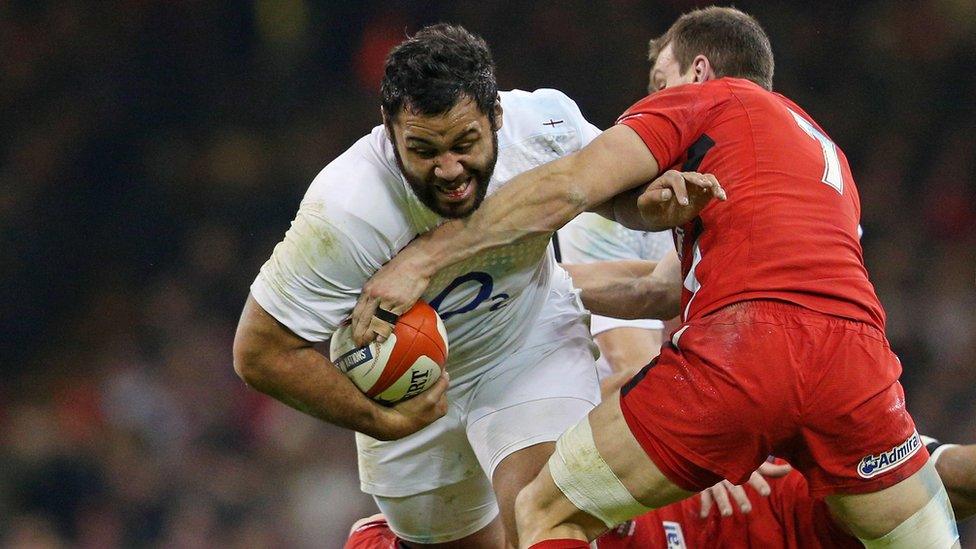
[557, 215, 673, 397]
[233, 24, 608, 547]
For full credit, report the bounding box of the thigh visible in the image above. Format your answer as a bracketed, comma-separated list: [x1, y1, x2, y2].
[356, 394, 481, 498]
[492, 441, 557, 546]
[466, 328, 600, 480]
[467, 333, 599, 543]
[618, 337, 777, 489]
[592, 391, 695, 508]
[373, 473, 504, 546]
[826, 459, 958, 543]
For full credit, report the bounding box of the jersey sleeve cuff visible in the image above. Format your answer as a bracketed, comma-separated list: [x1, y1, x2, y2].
[590, 314, 664, 336]
[617, 118, 671, 174]
[250, 275, 333, 342]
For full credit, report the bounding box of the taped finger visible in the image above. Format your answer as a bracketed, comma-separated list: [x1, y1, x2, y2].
[748, 471, 771, 496]
[374, 306, 399, 325]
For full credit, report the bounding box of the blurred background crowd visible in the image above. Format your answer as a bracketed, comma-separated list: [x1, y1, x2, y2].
[2, 1, 974, 547]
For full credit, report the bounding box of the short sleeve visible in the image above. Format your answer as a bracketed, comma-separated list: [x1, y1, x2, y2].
[250, 202, 387, 342]
[615, 83, 718, 170]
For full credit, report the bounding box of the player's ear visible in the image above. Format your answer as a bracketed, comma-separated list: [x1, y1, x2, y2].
[491, 95, 503, 131]
[692, 55, 715, 83]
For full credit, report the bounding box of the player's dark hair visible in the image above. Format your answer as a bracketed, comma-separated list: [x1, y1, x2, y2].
[382, 24, 499, 128]
[649, 6, 774, 90]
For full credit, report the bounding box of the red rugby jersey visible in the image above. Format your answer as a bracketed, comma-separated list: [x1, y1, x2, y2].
[617, 78, 885, 330]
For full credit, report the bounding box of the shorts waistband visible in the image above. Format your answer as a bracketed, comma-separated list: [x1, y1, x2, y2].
[704, 299, 885, 338]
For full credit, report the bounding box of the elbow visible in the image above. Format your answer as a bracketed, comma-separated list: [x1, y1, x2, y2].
[232, 332, 269, 388]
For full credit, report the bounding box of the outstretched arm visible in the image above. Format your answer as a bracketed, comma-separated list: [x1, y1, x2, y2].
[351, 126, 723, 344]
[408, 125, 663, 269]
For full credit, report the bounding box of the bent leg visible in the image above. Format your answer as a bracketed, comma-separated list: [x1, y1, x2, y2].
[515, 392, 695, 547]
[827, 459, 959, 548]
[492, 441, 559, 545]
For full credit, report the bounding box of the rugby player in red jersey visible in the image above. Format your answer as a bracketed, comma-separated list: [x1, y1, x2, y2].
[350, 6, 959, 548]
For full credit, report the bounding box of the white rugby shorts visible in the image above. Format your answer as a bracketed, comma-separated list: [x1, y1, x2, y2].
[355, 284, 600, 542]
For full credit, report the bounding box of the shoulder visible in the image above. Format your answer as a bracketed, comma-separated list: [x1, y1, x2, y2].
[497, 88, 596, 147]
[618, 79, 740, 121]
[305, 126, 398, 202]
[300, 127, 414, 251]
[501, 87, 583, 113]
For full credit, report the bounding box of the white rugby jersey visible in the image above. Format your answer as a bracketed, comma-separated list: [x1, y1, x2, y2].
[251, 89, 601, 380]
[558, 212, 674, 335]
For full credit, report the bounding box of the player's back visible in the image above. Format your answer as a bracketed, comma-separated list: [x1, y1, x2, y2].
[618, 78, 885, 329]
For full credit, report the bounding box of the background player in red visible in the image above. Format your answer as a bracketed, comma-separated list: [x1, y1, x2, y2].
[594, 439, 976, 549]
[346, 438, 976, 548]
[349, 6, 959, 548]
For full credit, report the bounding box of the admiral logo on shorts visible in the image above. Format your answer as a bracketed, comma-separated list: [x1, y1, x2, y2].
[662, 521, 687, 548]
[336, 346, 373, 373]
[857, 431, 922, 479]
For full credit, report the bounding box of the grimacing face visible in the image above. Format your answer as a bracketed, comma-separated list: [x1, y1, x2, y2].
[386, 97, 501, 219]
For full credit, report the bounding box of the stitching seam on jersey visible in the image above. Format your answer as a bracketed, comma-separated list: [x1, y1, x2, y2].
[724, 81, 761, 268]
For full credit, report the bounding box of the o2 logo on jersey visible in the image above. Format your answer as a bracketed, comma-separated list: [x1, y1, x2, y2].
[428, 272, 510, 321]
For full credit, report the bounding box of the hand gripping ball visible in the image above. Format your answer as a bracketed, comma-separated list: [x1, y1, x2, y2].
[330, 301, 448, 404]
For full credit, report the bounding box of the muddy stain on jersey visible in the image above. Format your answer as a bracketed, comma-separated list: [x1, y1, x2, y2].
[259, 202, 343, 295]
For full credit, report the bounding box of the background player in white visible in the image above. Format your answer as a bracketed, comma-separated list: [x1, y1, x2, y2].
[557, 215, 673, 397]
[233, 24, 607, 547]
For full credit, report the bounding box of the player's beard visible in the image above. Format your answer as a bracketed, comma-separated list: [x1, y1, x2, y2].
[393, 132, 498, 219]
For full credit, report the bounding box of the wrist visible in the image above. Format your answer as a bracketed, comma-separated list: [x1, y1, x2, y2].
[368, 405, 406, 441]
[410, 222, 463, 278]
[405, 241, 438, 280]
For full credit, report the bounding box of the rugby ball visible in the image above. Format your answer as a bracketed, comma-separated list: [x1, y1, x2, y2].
[330, 301, 448, 405]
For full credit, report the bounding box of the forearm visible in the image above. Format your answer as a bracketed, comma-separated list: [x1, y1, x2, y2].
[602, 185, 660, 231]
[234, 297, 396, 440]
[243, 346, 392, 437]
[408, 158, 588, 277]
[562, 261, 654, 318]
[563, 261, 679, 320]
